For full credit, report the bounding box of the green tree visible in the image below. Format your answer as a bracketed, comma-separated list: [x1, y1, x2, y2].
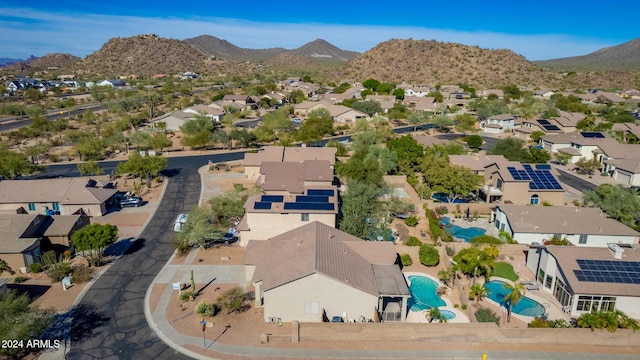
[452, 247, 494, 285]
[296, 108, 334, 144]
[350, 100, 382, 116]
[438, 268, 451, 286]
[466, 135, 483, 148]
[179, 112, 213, 148]
[77, 160, 104, 176]
[76, 136, 106, 161]
[338, 180, 381, 238]
[427, 91, 444, 103]
[502, 282, 526, 323]
[553, 151, 572, 165]
[406, 112, 429, 132]
[362, 79, 380, 90]
[117, 152, 167, 183]
[427, 307, 447, 323]
[418, 244, 439, 266]
[386, 135, 424, 174]
[325, 140, 348, 157]
[24, 87, 44, 102]
[147, 132, 173, 152]
[575, 157, 601, 175]
[455, 113, 478, 134]
[392, 88, 405, 100]
[0, 147, 41, 179]
[490, 137, 528, 161]
[0, 258, 15, 276]
[421, 159, 483, 203]
[0, 290, 55, 358]
[583, 184, 640, 228]
[72, 223, 119, 266]
[470, 283, 489, 305]
[530, 130, 546, 143]
[525, 148, 551, 164]
[432, 115, 454, 131]
[288, 90, 306, 104]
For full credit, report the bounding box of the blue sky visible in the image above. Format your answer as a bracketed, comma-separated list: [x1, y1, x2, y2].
[1, 1, 638, 61]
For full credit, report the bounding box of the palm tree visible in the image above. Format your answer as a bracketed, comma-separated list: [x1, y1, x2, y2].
[502, 282, 526, 323]
[470, 283, 489, 306]
[471, 255, 494, 286]
[427, 307, 448, 323]
[438, 268, 451, 286]
[577, 310, 640, 332]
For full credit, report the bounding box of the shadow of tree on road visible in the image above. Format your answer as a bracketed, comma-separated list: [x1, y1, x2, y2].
[70, 303, 111, 343]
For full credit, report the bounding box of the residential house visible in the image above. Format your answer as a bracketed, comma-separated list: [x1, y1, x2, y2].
[150, 105, 224, 131]
[481, 161, 564, 205]
[478, 89, 504, 99]
[612, 122, 640, 144]
[326, 104, 369, 123]
[480, 114, 519, 134]
[244, 221, 410, 322]
[96, 79, 126, 87]
[222, 95, 258, 110]
[366, 95, 396, 113]
[0, 176, 117, 217]
[293, 100, 328, 117]
[525, 244, 640, 318]
[411, 134, 451, 148]
[540, 131, 613, 164]
[492, 205, 639, 247]
[0, 214, 90, 272]
[243, 146, 336, 179]
[182, 104, 225, 122]
[449, 155, 512, 176]
[403, 96, 437, 113]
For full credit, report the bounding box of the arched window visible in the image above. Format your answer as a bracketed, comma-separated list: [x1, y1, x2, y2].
[529, 194, 539, 205]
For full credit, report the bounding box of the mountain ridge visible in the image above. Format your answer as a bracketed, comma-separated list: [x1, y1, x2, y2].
[534, 38, 640, 71]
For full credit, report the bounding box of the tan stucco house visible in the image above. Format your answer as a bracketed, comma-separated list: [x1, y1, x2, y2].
[244, 221, 410, 323]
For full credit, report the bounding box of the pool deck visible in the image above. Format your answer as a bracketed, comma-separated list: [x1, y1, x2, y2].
[404, 272, 470, 324]
[441, 216, 500, 242]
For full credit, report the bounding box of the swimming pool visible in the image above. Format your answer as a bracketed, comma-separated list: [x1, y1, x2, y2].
[439, 309, 456, 320]
[407, 275, 446, 312]
[485, 280, 546, 317]
[439, 216, 486, 242]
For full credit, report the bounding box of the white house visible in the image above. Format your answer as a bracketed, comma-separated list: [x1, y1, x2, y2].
[492, 205, 639, 247]
[480, 114, 519, 134]
[244, 221, 410, 323]
[526, 244, 640, 319]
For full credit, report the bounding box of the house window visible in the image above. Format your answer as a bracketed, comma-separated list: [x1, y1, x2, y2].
[578, 234, 587, 244]
[545, 275, 553, 289]
[301, 213, 309, 221]
[576, 296, 616, 312]
[52, 202, 60, 211]
[495, 219, 501, 230]
[553, 278, 571, 307]
[496, 179, 503, 189]
[529, 194, 539, 205]
[538, 269, 545, 284]
[28, 203, 36, 211]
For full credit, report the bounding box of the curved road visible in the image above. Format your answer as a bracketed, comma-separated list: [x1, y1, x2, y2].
[55, 154, 242, 359]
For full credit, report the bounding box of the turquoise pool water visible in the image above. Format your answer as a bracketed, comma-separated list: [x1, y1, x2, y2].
[485, 280, 546, 317]
[407, 275, 446, 311]
[440, 309, 456, 320]
[439, 216, 486, 242]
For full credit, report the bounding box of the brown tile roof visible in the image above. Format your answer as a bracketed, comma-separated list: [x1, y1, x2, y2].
[0, 214, 42, 253]
[449, 155, 509, 172]
[259, 162, 305, 194]
[605, 158, 640, 174]
[498, 205, 639, 237]
[245, 222, 407, 296]
[283, 147, 336, 165]
[42, 215, 83, 236]
[546, 245, 640, 297]
[243, 146, 285, 166]
[0, 177, 116, 205]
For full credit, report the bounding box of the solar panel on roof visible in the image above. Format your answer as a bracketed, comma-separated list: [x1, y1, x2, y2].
[283, 202, 335, 211]
[254, 202, 272, 210]
[543, 124, 561, 131]
[307, 189, 335, 196]
[261, 195, 283, 203]
[574, 259, 640, 284]
[537, 119, 551, 125]
[295, 195, 329, 203]
[580, 132, 605, 138]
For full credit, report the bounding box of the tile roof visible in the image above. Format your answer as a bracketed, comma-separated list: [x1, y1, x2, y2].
[0, 177, 116, 205]
[498, 205, 639, 237]
[42, 215, 83, 236]
[244, 146, 336, 167]
[245, 221, 408, 296]
[449, 155, 509, 172]
[546, 245, 640, 297]
[0, 215, 42, 253]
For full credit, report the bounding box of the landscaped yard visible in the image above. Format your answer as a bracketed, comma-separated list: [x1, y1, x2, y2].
[493, 261, 519, 281]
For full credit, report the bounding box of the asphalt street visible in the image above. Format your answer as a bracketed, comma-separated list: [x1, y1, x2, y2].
[64, 157, 203, 359]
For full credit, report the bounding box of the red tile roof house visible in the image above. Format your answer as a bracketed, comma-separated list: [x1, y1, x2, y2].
[0, 214, 90, 273]
[244, 221, 410, 323]
[526, 244, 640, 319]
[0, 176, 117, 217]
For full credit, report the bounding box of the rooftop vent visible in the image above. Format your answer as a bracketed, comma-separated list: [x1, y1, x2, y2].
[608, 243, 625, 259]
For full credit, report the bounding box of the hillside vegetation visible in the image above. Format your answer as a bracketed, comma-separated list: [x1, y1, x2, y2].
[535, 38, 640, 71]
[329, 39, 554, 88]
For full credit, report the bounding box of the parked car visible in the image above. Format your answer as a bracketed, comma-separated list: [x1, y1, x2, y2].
[203, 232, 238, 247]
[119, 197, 143, 208]
[331, 316, 344, 323]
[173, 213, 188, 232]
[292, 118, 302, 124]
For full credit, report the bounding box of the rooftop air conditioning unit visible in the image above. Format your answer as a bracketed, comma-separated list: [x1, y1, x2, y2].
[608, 243, 625, 259]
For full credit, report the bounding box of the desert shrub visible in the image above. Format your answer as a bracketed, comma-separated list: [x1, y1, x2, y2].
[475, 307, 500, 326]
[71, 266, 94, 283]
[172, 236, 192, 256]
[400, 254, 413, 266]
[528, 317, 550, 328]
[195, 300, 217, 317]
[445, 245, 455, 256]
[483, 245, 500, 259]
[435, 206, 448, 215]
[179, 290, 196, 302]
[42, 250, 72, 283]
[544, 236, 569, 246]
[29, 262, 43, 273]
[12, 276, 28, 284]
[233, 183, 245, 192]
[461, 304, 467, 310]
[549, 319, 573, 328]
[216, 286, 248, 314]
[63, 250, 71, 260]
[470, 235, 503, 245]
[419, 244, 440, 266]
[406, 236, 422, 246]
[454, 304, 459, 308]
[404, 215, 419, 227]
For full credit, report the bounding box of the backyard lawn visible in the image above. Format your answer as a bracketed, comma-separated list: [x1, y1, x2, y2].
[493, 262, 519, 281]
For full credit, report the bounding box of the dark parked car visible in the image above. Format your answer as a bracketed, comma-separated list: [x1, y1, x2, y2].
[203, 232, 238, 247]
[331, 316, 344, 322]
[119, 197, 143, 208]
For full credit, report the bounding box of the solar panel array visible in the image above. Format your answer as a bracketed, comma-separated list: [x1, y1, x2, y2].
[254, 189, 336, 212]
[537, 119, 560, 131]
[535, 164, 551, 170]
[580, 132, 605, 139]
[574, 259, 640, 284]
[261, 195, 283, 203]
[254, 201, 272, 210]
[507, 165, 563, 190]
